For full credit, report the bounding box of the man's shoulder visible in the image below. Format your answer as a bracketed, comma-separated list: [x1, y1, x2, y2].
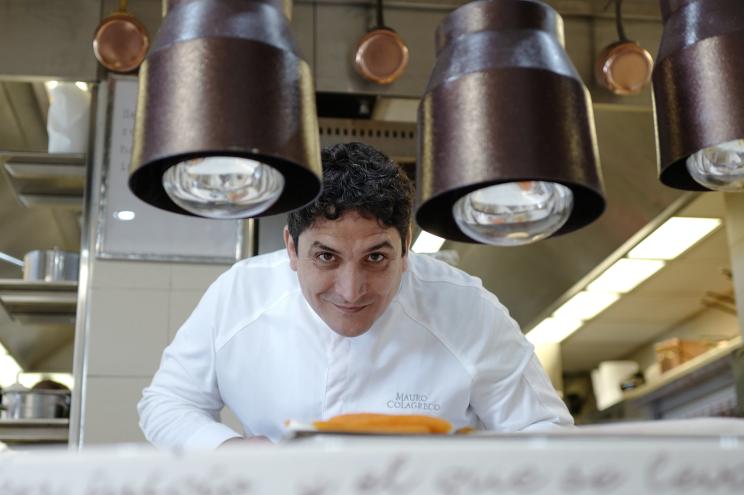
[213, 249, 298, 304]
[406, 252, 486, 293]
[207, 250, 300, 347]
[402, 254, 516, 330]
[399, 254, 526, 370]
[231, 249, 293, 272]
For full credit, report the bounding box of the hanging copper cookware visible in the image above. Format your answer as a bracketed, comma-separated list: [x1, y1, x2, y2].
[595, 0, 653, 95]
[93, 0, 150, 73]
[354, 0, 409, 85]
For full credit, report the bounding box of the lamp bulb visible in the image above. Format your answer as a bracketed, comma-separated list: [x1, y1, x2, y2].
[452, 181, 573, 246]
[162, 157, 284, 218]
[686, 139, 744, 192]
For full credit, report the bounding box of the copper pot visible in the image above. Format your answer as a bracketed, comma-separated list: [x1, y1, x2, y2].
[93, 0, 150, 73]
[595, 40, 653, 95]
[354, 0, 408, 85]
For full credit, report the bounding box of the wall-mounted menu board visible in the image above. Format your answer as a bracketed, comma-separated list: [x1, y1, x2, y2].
[95, 76, 243, 263]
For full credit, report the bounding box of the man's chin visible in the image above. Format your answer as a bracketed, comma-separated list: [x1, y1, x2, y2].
[326, 319, 374, 338]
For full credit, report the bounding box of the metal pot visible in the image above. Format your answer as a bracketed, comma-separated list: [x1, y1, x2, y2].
[0, 248, 80, 282]
[354, 0, 409, 85]
[0, 390, 71, 419]
[93, 0, 150, 73]
[23, 249, 80, 282]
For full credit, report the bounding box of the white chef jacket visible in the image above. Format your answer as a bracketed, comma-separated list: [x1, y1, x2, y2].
[138, 249, 573, 450]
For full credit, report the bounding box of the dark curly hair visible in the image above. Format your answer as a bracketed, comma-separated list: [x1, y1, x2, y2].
[287, 142, 414, 253]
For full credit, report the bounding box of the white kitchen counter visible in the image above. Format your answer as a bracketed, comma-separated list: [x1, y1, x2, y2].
[3, 418, 744, 494]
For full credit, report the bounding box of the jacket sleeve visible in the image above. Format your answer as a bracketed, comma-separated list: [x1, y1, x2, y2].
[469, 294, 574, 431]
[137, 275, 242, 450]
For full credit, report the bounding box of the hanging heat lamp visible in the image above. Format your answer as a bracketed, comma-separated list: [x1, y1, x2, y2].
[654, 0, 744, 192]
[129, 0, 322, 219]
[416, 0, 606, 246]
[595, 0, 653, 96]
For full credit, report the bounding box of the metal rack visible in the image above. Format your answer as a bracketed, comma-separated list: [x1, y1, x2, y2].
[0, 151, 85, 209]
[0, 418, 69, 444]
[593, 336, 743, 422]
[0, 279, 77, 325]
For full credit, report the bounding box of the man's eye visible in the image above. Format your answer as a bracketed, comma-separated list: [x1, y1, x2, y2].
[367, 253, 386, 263]
[317, 252, 336, 263]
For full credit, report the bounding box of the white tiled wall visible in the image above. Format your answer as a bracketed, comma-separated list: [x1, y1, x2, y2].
[90, 260, 171, 289]
[82, 259, 232, 445]
[87, 287, 169, 377]
[84, 376, 151, 445]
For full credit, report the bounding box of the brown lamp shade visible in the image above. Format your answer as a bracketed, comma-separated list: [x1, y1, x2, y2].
[654, 0, 744, 190]
[415, 0, 605, 243]
[129, 0, 322, 217]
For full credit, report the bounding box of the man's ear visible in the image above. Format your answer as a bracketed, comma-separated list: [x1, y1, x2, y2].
[283, 226, 299, 272]
[403, 224, 413, 271]
[404, 224, 413, 254]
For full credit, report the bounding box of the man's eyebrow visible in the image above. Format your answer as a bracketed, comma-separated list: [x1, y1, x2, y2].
[366, 241, 394, 252]
[309, 241, 341, 254]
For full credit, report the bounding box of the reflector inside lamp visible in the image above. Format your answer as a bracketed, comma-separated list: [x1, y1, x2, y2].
[452, 181, 573, 246]
[686, 138, 744, 192]
[162, 156, 284, 219]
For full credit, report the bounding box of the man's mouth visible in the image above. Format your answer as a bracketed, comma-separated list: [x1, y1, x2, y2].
[331, 303, 370, 314]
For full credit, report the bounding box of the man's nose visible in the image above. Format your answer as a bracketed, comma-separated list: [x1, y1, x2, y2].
[336, 264, 367, 303]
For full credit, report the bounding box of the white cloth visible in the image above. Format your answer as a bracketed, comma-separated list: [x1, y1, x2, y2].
[138, 250, 573, 450]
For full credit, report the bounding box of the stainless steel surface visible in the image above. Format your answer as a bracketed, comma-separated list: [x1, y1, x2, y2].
[0, 389, 71, 419]
[69, 82, 102, 449]
[0, 418, 69, 444]
[0, 278, 76, 370]
[1, 152, 85, 210]
[22, 249, 80, 282]
[0, 279, 77, 322]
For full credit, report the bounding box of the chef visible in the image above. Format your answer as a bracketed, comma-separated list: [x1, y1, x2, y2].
[138, 142, 573, 450]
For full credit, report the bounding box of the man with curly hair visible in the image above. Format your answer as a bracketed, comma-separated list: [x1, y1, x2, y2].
[139, 143, 573, 449]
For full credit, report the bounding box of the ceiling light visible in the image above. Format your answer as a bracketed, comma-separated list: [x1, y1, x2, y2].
[553, 291, 620, 321]
[412, 231, 446, 254]
[587, 258, 665, 293]
[526, 317, 583, 345]
[74, 82, 89, 91]
[129, 0, 322, 219]
[415, 0, 606, 246]
[628, 217, 721, 260]
[44, 80, 59, 91]
[654, 0, 744, 191]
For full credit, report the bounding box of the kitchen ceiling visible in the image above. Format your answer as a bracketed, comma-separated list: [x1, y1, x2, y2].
[561, 192, 736, 372]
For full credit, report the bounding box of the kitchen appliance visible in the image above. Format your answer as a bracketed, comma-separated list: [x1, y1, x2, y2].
[0, 389, 71, 419]
[595, 0, 653, 95]
[93, 0, 150, 73]
[354, 0, 409, 84]
[0, 248, 80, 282]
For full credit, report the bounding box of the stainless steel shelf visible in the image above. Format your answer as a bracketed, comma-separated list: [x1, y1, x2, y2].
[591, 336, 743, 421]
[0, 279, 77, 323]
[622, 336, 742, 403]
[0, 151, 85, 210]
[0, 418, 69, 443]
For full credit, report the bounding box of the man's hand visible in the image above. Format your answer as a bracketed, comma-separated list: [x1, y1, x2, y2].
[220, 436, 271, 447]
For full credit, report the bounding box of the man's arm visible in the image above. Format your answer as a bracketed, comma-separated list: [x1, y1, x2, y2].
[469, 294, 574, 431]
[137, 279, 242, 450]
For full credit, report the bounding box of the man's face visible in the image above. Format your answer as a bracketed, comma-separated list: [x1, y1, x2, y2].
[284, 211, 409, 338]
